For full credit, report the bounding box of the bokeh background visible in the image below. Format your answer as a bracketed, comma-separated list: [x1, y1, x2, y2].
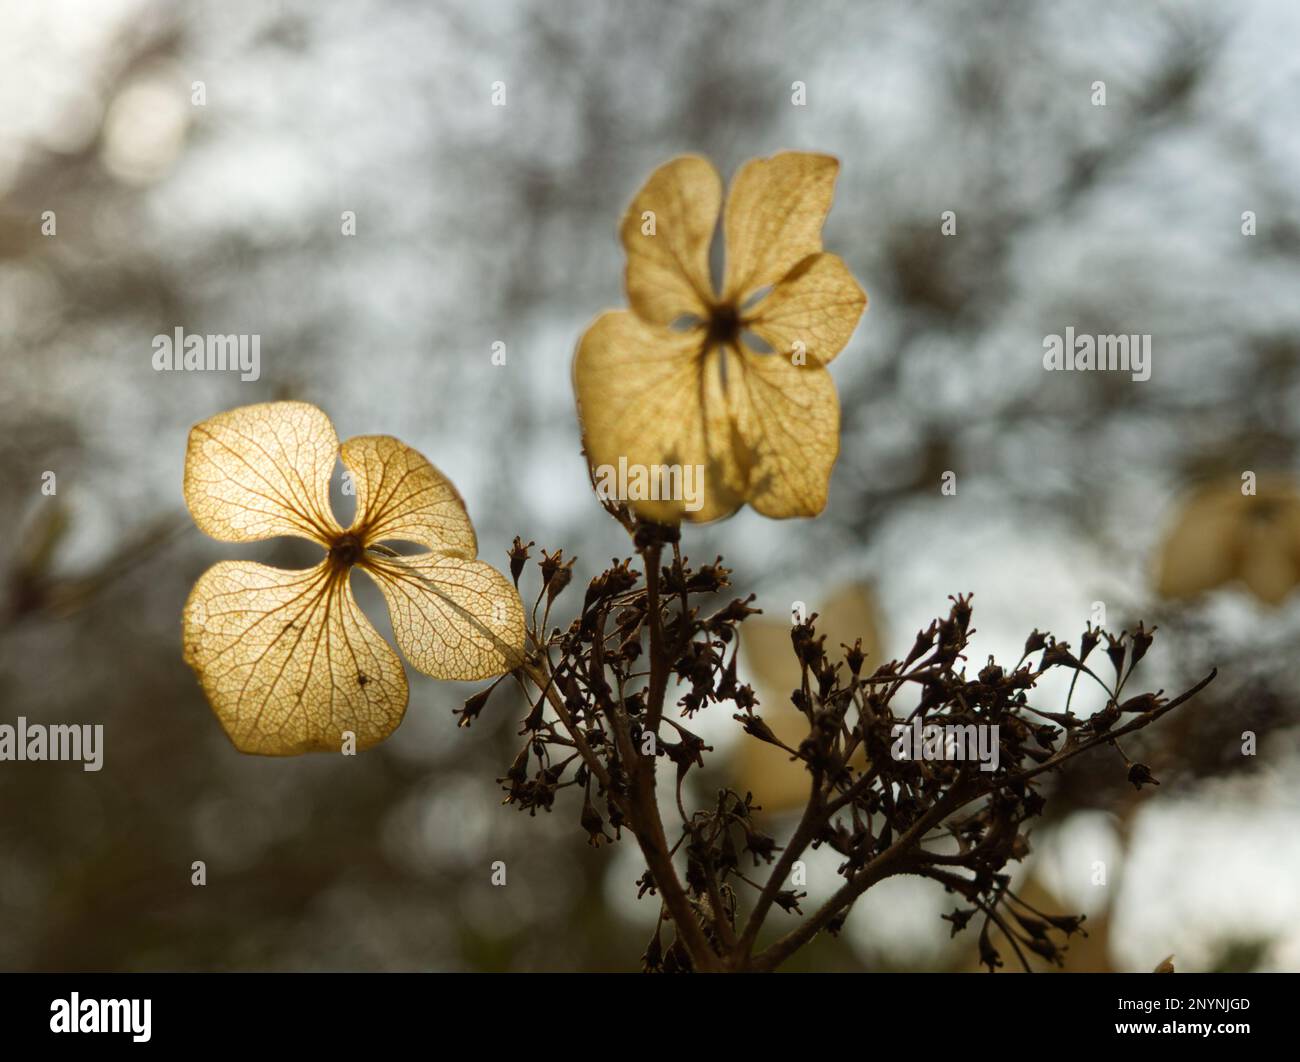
[2, 0, 1299, 972]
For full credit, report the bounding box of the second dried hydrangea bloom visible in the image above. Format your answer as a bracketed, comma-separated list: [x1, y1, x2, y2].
[574, 152, 867, 523]
[1156, 475, 1300, 606]
[182, 401, 524, 755]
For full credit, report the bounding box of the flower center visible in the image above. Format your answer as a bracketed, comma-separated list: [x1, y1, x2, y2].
[328, 532, 365, 570]
[1246, 499, 1287, 525]
[705, 302, 741, 347]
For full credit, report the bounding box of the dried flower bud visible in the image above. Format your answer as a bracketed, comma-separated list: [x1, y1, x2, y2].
[539, 548, 568, 588]
[1080, 623, 1100, 662]
[521, 692, 546, 732]
[1042, 912, 1086, 936]
[456, 682, 497, 728]
[1087, 701, 1121, 733]
[1041, 639, 1079, 670]
[1118, 691, 1166, 714]
[504, 745, 530, 785]
[950, 593, 973, 634]
[687, 558, 729, 593]
[1104, 632, 1126, 676]
[843, 637, 866, 676]
[1024, 935, 1063, 966]
[1033, 723, 1060, 750]
[734, 712, 781, 746]
[508, 536, 534, 586]
[943, 907, 976, 937]
[545, 553, 576, 605]
[583, 557, 638, 612]
[978, 656, 1004, 685]
[713, 594, 760, 625]
[1130, 622, 1156, 667]
[906, 621, 938, 666]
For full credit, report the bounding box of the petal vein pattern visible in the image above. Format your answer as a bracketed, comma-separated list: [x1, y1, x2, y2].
[342, 435, 477, 556]
[183, 401, 339, 544]
[364, 554, 526, 680]
[183, 560, 408, 755]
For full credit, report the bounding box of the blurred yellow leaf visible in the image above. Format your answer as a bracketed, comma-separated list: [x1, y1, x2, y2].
[182, 401, 524, 755]
[735, 581, 883, 812]
[574, 152, 866, 524]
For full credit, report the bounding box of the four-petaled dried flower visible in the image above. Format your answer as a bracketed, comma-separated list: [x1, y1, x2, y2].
[574, 152, 868, 523]
[181, 401, 525, 755]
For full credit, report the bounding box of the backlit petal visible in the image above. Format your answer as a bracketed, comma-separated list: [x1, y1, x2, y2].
[622, 155, 722, 325]
[364, 554, 525, 680]
[727, 350, 840, 519]
[341, 434, 477, 557]
[184, 401, 340, 545]
[722, 152, 839, 304]
[573, 310, 748, 523]
[182, 560, 408, 755]
[746, 252, 866, 366]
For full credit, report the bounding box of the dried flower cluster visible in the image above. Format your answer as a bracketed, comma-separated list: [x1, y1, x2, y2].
[475, 504, 1215, 973]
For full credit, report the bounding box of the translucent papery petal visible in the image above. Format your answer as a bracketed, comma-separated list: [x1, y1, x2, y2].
[747, 253, 866, 366]
[184, 401, 340, 545]
[727, 349, 841, 519]
[364, 554, 525, 680]
[622, 155, 722, 325]
[341, 434, 477, 557]
[722, 152, 839, 304]
[573, 310, 748, 523]
[183, 560, 408, 755]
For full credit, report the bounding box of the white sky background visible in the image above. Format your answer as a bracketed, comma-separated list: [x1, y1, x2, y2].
[2, 0, 1299, 970]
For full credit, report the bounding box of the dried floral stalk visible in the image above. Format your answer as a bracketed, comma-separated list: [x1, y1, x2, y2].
[474, 500, 1215, 973]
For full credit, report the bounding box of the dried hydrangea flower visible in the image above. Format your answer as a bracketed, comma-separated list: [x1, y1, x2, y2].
[181, 401, 524, 755]
[574, 152, 867, 523]
[1155, 475, 1300, 606]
